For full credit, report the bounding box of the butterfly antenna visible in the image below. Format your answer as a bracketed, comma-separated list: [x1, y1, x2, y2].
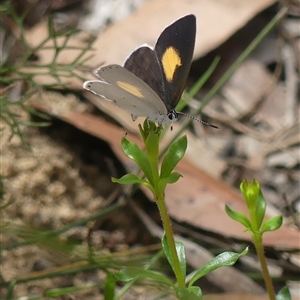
[176, 111, 219, 129]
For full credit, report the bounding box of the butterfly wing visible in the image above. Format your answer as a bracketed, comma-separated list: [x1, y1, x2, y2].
[83, 65, 168, 122]
[124, 46, 165, 103]
[83, 15, 196, 124]
[155, 14, 196, 111]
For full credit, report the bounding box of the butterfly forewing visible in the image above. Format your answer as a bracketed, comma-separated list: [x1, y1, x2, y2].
[155, 14, 196, 110]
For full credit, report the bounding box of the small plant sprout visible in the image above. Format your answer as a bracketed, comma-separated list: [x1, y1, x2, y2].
[226, 179, 287, 300]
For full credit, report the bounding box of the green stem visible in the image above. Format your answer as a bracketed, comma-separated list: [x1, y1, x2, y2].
[155, 193, 185, 288]
[254, 235, 276, 300]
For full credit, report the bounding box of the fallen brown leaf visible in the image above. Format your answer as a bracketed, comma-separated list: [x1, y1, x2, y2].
[29, 98, 300, 250]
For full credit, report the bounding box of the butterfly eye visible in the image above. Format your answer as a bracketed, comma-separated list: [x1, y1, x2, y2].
[167, 110, 178, 121]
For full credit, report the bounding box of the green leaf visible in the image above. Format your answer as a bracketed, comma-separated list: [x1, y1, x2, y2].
[261, 215, 283, 233]
[225, 205, 251, 229]
[162, 234, 186, 279]
[145, 128, 159, 162]
[176, 241, 187, 278]
[112, 174, 154, 194]
[5, 280, 15, 300]
[121, 137, 153, 184]
[188, 248, 248, 287]
[177, 286, 202, 300]
[160, 136, 187, 178]
[162, 233, 174, 273]
[158, 172, 182, 194]
[138, 120, 149, 142]
[115, 267, 174, 287]
[112, 174, 146, 185]
[276, 286, 292, 300]
[104, 273, 116, 300]
[45, 284, 99, 297]
[165, 172, 182, 183]
[255, 190, 266, 229]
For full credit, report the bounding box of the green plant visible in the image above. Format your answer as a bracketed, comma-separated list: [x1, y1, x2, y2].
[112, 120, 248, 299]
[0, 1, 93, 144]
[226, 180, 291, 300]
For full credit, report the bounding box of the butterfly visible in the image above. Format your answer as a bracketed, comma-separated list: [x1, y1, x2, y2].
[84, 15, 217, 129]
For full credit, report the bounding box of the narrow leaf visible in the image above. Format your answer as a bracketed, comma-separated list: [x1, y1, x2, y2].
[158, 172, 182, 194]
[225, 205, 251, 229]
[255, 190, 267, 229]
[261, 215, 283, 232]
[121, 138, 153, 184]
[112, 174, 146, 185]
[104, 273, 116, 300]
[145, 129, 159, 162]
[188, 248, 248, 287]
[115, 267, 174, 287]
[165, 172, 182, 184]
[112, 174, 154, 194]
[5, 280, 15, 300]
[177, 286, 202, 300]
[276, 286, 292, 300]
[162, 235, 186, 279]
[45, 284, 98, 297]
[162, 234, 174, 273]
[160, 136, 187, 178]
[176, 241, 187, 279]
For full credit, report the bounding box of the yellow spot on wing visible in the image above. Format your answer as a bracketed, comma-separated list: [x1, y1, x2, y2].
[117, 81, 145, 98]
[162, 47, 182, 82]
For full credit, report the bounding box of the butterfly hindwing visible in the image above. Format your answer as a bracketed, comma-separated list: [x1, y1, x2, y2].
[124, 46, 165, 102]
[84, 65, 167, 122]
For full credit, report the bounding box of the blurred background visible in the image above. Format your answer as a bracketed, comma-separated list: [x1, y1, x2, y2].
[1, 0, 299, 299]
